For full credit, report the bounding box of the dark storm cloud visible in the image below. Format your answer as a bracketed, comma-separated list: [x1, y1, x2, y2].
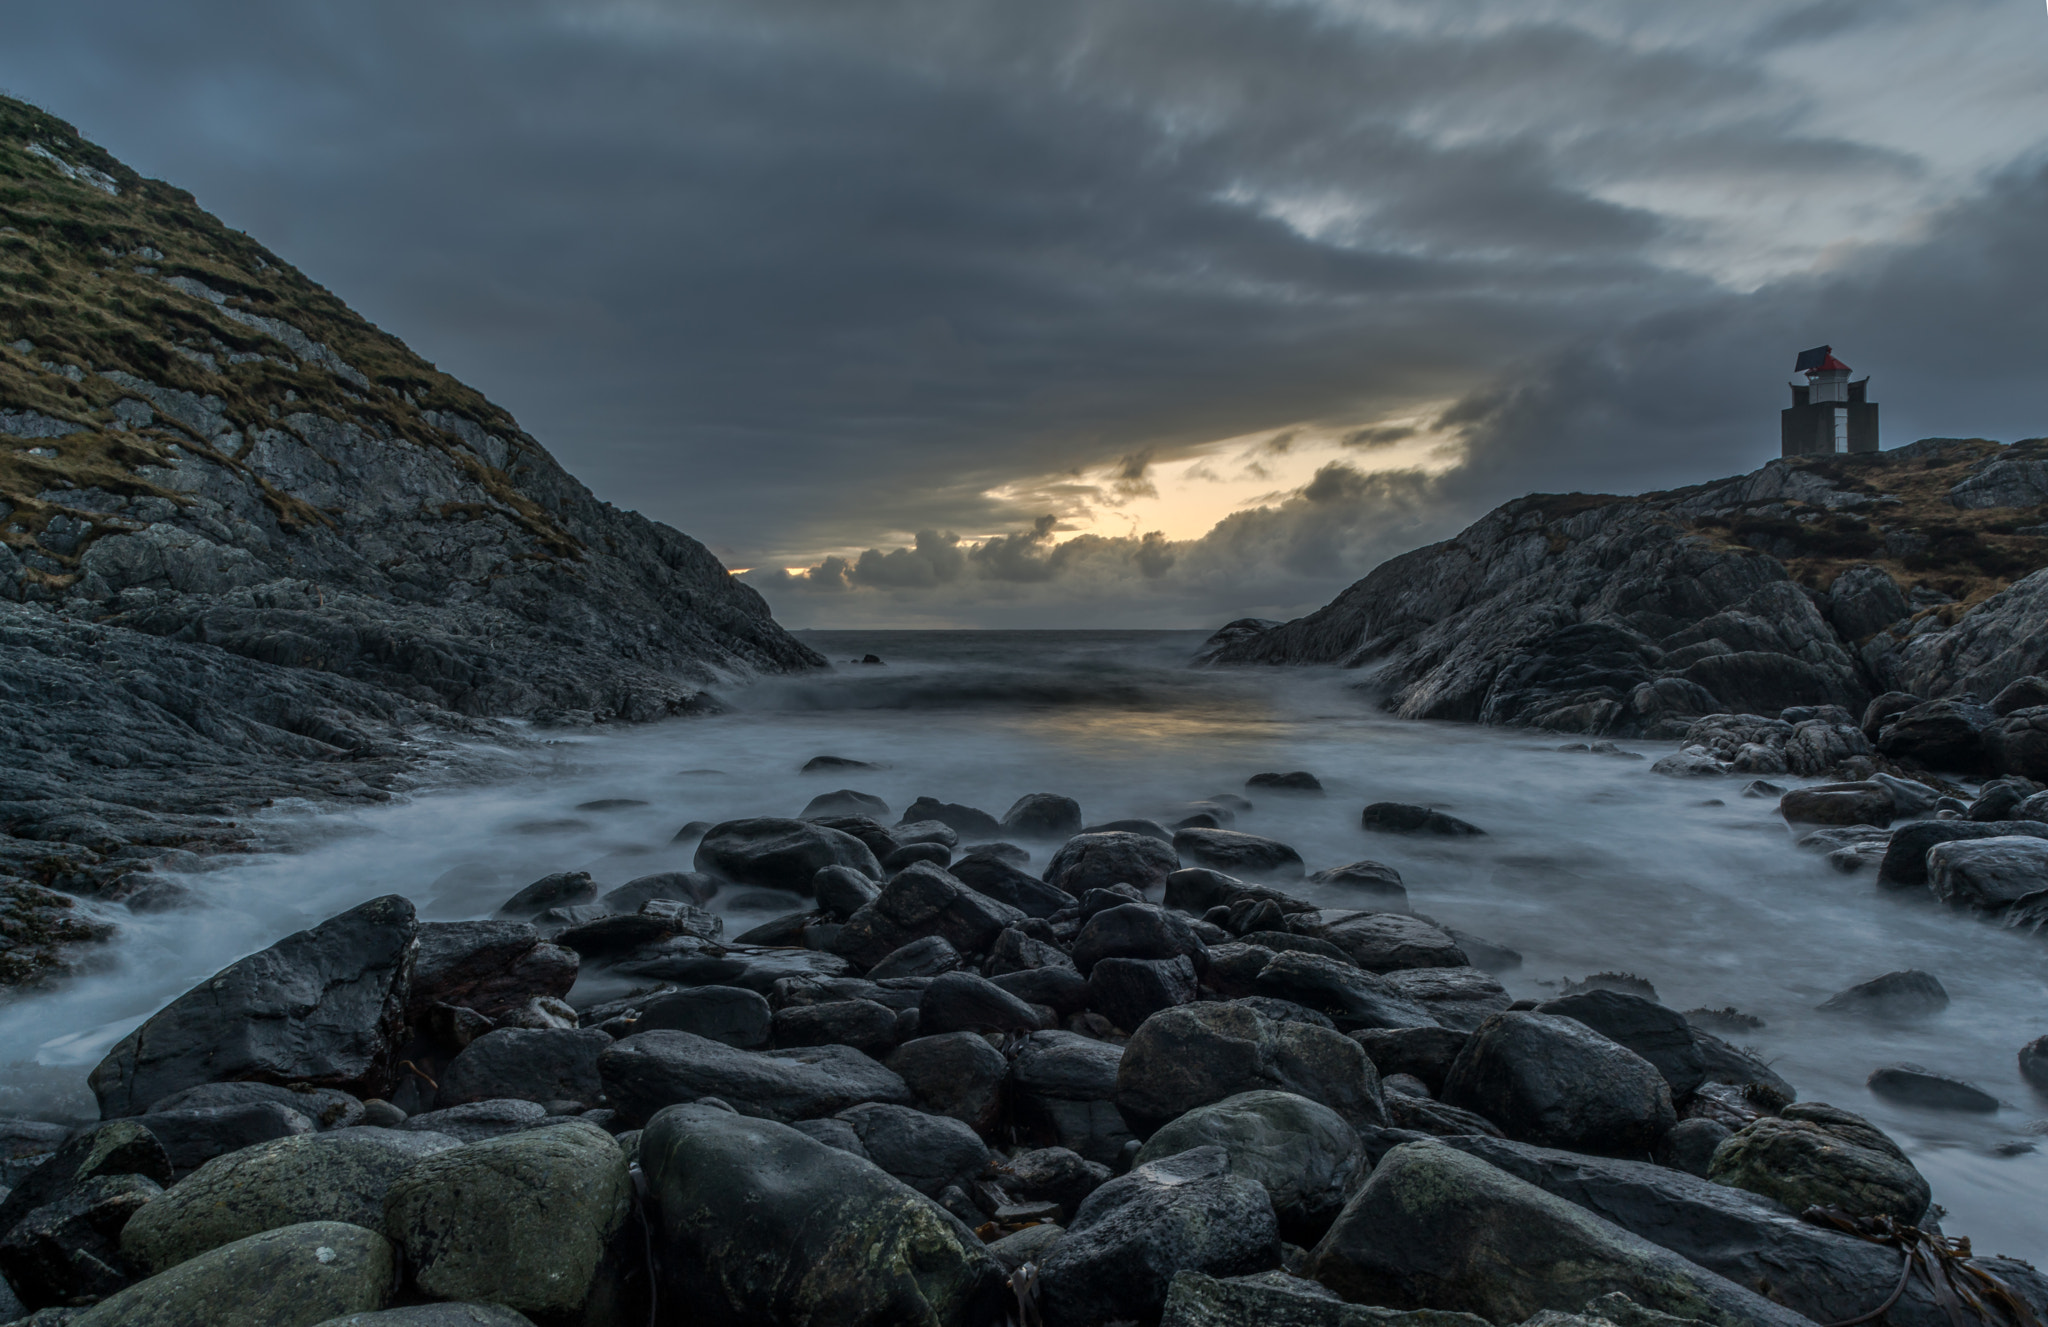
[1, 0, 2040, 627]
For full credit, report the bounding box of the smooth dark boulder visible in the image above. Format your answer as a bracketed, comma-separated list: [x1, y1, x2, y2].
[435, 1027, 610, 1108]
[638, 1102, 1006, 1326]
[69, 1221, 395, 1327]
[631, 985, 773, 1046]
[1440, 1013, 1675, 1155]
[1359, 804, 1483, 837]
[598, 1029, 910, 1125]
[1253, 951, 1438, 1032]
[1173, 829, 1306, 879]
[695, 817, 883, 893]
[1045, 831, 1181, 896]
[1089, 955, 1201, 1032]
[0, 1120, 69, 1192]
[992, 965, 1090, 1017]
[1316, 913, 1468, 974]
[1707, 1102, 1928, 1223]
[0, 1171, 160, 1307]
[1876, 699, 1996, 773]
[1877, 818, 2048, 887]
[494, 872, 595, 920]
[1816, 969, 1949, 1018]
[1248, 772, 1323, 793]
[865, 935, 964, 980]
[0, 1121, 171, 1244]
[835, 1103, 990, 1197]
[1992, 677, 2048, 717]
[1305, 1141, 1813, 1327]
[1777, 782, 1894, 827]
[832, 862, 1027, 969]
[771, 998, 901, 1055]
[1072, 903, 1205, 972]
[1350, 1027, 1470, 1096]
[1161, 1270, 1488, 1327]
[408, 921, 574, 1023]
[1655, 1118, 1732, 1179]
[945, 853, 1074, 919]
[918, 971, 1043, 1035]
[1002, 793, 1084, 841]
[1164, 867, 1313, 918]
[1115, 1002, 1387, 1137]
[135, 1100, 316, 1176]
[552, 903, 721, 961]
[1305, 862, 1407, 907]
[121, 1127, 459, 1276]
[888, 1033, 1008, 1134]
[800, 789, 891, 821]
[1134, 1090, 1364, 1245]
[1038, 1146, 1281, 1327]
[1927, 835, 2048, 909]
[146, 1082, 363, 1132]
[1081, 818, 1175, 843]
[1532, 991, 1705, 1098]
[1867, 1063, 1999, 1112]
[994, 1147, 1110, 1215]
[1010, 1031, 1135, 1166]
[989, 926, 1078, 975]
[2021, 1035, 2048, 1091]
[1377, 967, 1511, 1033]
[813, 864, 882, 920]
[398, 1099, 546, 1144]
[90, 896, 418, 1118]
[883, 841, 953, 872]
[900, 797, 1005, 840]
[598, 870, 719, 913]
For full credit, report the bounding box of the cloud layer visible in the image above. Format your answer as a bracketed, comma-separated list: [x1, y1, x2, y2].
[3, 1, 2042, 626]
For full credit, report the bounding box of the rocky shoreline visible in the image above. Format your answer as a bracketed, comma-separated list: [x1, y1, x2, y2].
[2, 776, 2043, 1326]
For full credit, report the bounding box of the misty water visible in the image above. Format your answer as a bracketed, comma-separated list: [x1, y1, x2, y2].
[5, 629, 2045, 1258]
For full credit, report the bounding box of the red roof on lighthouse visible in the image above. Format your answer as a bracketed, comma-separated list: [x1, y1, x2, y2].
[1794, 345, 1852, 375]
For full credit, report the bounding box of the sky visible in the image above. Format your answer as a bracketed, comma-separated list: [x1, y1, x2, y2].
[4, 1, 2046, 628]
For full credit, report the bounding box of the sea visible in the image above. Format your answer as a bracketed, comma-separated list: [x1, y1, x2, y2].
[4, 629, 2043, 1257]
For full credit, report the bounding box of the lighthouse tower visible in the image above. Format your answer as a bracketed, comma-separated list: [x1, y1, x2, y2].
[1781, 345, 1878, 457]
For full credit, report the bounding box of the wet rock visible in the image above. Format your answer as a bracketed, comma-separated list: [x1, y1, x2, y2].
[435, 1028, 610, 1108]
[835, 1103, 990, 1197]
[408, 922, 575, 1024]
[1359, 804, 1484, 836]
[993, 965, 1090, 1018]
[1133, 1090, 1363, 1245]
[1248, 772, 1323, 793]
[1927, 835, 2048, 908]
[1304, 862, 1407, 907]
[1161, 1269, 1489, 1327]
[961, 840, 1031, 865]
[1876, 699, 1995, 774]
[1089, 955, 1201, 1032]
[382, 1118, 628, 1317]
[1778, 782, 1894, 827]
[883, 841, 953, 872]
[598, 870, 719, 913]
[1115, 1002, 1387, 1137]
[1072, 903, 1205, 972]
[1816, 969, 1950, 1018]
[306, 1308, 538, 1327]
[1003, 794, 1084, 841]
[899, 797, 1005, 841]
[0, 1120, 69, 1191]
[552, 903, 721, 961]
[893, 820, 962, 850]
[1082, 818, 1175, 842]
[1350, 1026, 1470, 1096]
[1877, 818, 2048, 887]
[2020, 1036, 2048, 1091]
[1653, 1118, 1731, 1179]
[1966, 779, 2033, 822]
[90, 896, 417, 1118]
[1866, 1063, 1999, 1112]
[639, 1101, 1006, 1325]
[630, 985, 772, 1046]
[805, 814, 901, 862]
[987, 1222, 1065, 1273]
[800, 789, 891, 820]
[1306, 1141, 1811, 1327]
[72, 1221, 395, 1327]
[1651, 752, 1726, 778]
[1532, 991, 1705, 1099]
[831, 861, 1026, 969]
[1172, 829, 1306, 879]
[120, 1128, 459, 1276]
[1991, 677, 2048, 718]
[988, 927, 1077, 976]
[919, 971, 1044, 1035]
[1010, 1031, 1135, 1167]
[1441, 1012, 1675, 1155]
[1379, 968, 1511, 1033]
[0, 1172, 160, 1307]
[945, 853, 1074, 919]
[398, 1099, 546, 1144]
[1383, 1092, 1503, 1139]
[811, 864, 881, 920]
[0, 1122, 171, 1243]
[1164, 868, 1314, 918]
[888, 1033, 1008, 1133]
[1315, 913, 1468, 973]
[1253, 951, 1438, 1032]
[994, 1146, 1110, 1215]
[137, 1101, 315, 1176]
[1688, 1031, 1795, 1107]
[598, 1029, 909, 1125]
[1707, 1102, 1928, 1223]
[1045, 832, 1181, 896]
[146, 1082, 362, 1133]
[1826, 565, 1910, 643]
[1038, 1146, 1281, 1327]
[695, 817, 882, 893]
[494, 872, 595, 920]
[865, 935, 963, 980]
[772, 999, 902, 1055]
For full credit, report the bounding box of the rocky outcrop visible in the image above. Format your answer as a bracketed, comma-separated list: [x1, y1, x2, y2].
[0, 96, 820, 961]
[1201, 441, 2048, 737]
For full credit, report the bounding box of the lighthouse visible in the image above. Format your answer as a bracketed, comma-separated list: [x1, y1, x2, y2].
[1781, 345, 1878, 457]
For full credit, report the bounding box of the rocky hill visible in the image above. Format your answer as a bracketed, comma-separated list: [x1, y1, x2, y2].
[0, 96, 821, 972]
[1201, 438, 2048, 744]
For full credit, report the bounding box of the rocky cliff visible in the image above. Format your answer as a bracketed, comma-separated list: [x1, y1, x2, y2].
[1202, 438, 2048, 740]
[0, 96, 821, 971]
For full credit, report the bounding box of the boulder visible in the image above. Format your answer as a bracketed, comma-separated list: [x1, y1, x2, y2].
[1165, 868, 1314, 918]
[1253, 951, 1438, 1032]
[1655, 1118, 1732, 1179]
[629, 985, 772, 1046]
[865, 935, 963, 980]
[1039, 1146, 1281, 1327]
[1707, 1102, 1928, 1223]
[0, 1121, 171, 1243]
[771, 998, 901, 1055]
[1010, 1031, 1135, 1167]
[134, 1101, 316, 1177]
[407, 921, 576, 1023]
[70, 1221, 394, 1327]
[834, 1103, 990, 1197]
[1440, 1013, 1675, 1155]
[694, 818, 883, 893]
[989, 927, 1078, 976]
[1777, 782, 1893, 827]
[0, 1172, 160, 1307]
[1359, 804, 1483, 837]
[993, 1147, 1111, 1215]
[1876, 699, 1995, 774]
[800, 789, 891, 820]
[1172, 830, 1307, 879]
[1817, 969, 1950, 1018]
[494, 872, 595, 920]
[598, 1029, 910, 1125]
[1089, 955, 1202, 1032]
[1651, 752, 1725, 778]
[2020, 1035, 2048, 1091]
[1866, 1063, 1999, 1112]
[552, 903, 722, 961]
[1877, 818, 2048, 888]
[887, 1033, 1008, 1133]
[900, 798, 1005, 841]
[1073, 903, 1205, 972]
[436, 1028, 610, 1108]
[1927, 835, 2048, 908]
[1783, 719, 1874, 777]
[1992, 677, 2048, 717]
[884, 842, 954, 872]
[1304, 862, 1408, 908]
[993, 965, 1090, 1017]
[0, 1119, 68, 1191]
[1045, 832, 1181, 896]
[946, 853, 1074, 919]
[382, 1118, 629, 1317]
[598, 870, 719, 913]
[1305, 1142, 1812, 1327]
[637, 1101, 1006, 1326]
[1350, 1027, 1470, 1096]
[831, 862, 1027, 969]
[1115, 1002, 1387, 1137]
[398, 1100, 545, 1144]
[90, 896, 417, 1118]
[1531, 991, 1705, 1099]
[1316, 913, 1468, 973]
[1826, 565, 1910, 642]
[813, 864, 882, 920]
[894, 819, 962, 849]
[1161, 1270, 1489, 1327]
[145, 1082, 363, 1132]
[918, 971, 1043, 1036]
[307, 1309, 537, 1327]
[1249, 772, 1323, 793]
[1002, 793, 1084, 841]
[1377, 968, 1511, 1033]
[1133, 1090, 1364, 1245]
[120, 1127, 459, 1276]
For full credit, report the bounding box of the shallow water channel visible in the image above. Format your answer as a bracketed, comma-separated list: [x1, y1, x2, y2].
[5, 629, 2044, 1257]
